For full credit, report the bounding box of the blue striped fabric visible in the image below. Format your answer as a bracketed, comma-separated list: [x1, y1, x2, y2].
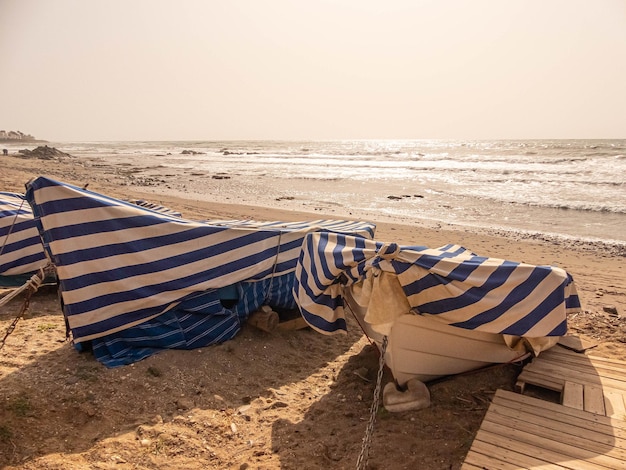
[0, 191, 49, 278]
[90, 273, 298, 367]
[126, 199, 183, 218]
[25, 177, 375, 364]
[294, 232, 581, 338]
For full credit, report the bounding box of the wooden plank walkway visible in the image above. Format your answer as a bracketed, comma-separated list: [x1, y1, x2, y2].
[462, 389, 626, 469]
[516, 346, 626, 417]
[463, 347, 626, 468]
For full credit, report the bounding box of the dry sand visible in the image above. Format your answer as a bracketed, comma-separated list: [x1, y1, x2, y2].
[0, 151, 624, 469]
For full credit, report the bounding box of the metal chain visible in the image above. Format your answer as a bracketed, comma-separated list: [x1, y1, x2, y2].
[0, 284, 34, 351]
[0, 268, 48, 351]
[356, 335, 388, 470]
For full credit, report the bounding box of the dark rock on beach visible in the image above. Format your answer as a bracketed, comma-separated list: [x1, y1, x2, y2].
[387, 194, 424, 200]
[18, 145, 72, 160]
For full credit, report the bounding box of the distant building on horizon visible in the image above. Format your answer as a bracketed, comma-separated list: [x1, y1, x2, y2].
[0, 130, 38, 142]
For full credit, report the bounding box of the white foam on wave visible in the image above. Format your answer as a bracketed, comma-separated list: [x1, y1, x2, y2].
[57, 139, 626, 244]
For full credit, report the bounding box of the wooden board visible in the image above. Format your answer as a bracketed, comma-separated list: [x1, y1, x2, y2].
[276, 316, 308, 331]
[516, 346, 626, 416]
[563, 380, 584, 410]
[605, 391, 626, 420]
[462, 389, 626, 469]
[558, 334, 598, 353]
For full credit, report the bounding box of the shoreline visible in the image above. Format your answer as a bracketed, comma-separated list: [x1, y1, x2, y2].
[0, 139, 47, 144]
[1, 151, 624, 254]
[4, 141, 625, 246]
[117, 166, 626, 248]
[134, 182, 626, 258]
[78, 157, 626, 258]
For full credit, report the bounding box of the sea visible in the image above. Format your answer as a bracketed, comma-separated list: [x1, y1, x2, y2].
[8, 139, 626, 246]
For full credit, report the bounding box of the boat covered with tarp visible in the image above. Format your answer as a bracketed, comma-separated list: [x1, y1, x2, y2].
[293, 232, 582, 383]
[25, 176, 376, 367]
[0, 191, 50, 286]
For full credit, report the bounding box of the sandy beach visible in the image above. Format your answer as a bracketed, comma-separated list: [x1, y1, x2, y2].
[1, 150, 625, 469]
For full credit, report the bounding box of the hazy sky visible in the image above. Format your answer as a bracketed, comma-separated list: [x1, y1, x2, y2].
[1, 0, 625, 141]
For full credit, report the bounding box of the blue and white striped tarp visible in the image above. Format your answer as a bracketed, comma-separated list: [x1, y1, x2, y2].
[126, 199, 183, 218]
[25, 177, 375, 366]
[0, 191, 49, 279]
[294, 232, 581, 338]
[87, 272, 298, 367]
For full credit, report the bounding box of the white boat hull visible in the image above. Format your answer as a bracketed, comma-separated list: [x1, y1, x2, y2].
[346, 292, 527, 385]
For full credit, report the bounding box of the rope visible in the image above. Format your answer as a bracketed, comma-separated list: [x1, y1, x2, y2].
[356, 335, 388, 470]
[0, 270, 44, 309]
[344, 296, 378, 348]
[263, 230, 283, 304]
[0, 198, 49, 349]
[0, 269, 44, 351]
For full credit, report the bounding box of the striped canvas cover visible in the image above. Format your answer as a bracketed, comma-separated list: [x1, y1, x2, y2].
[88, 272, 298, 367]
[25, 177, 375, 348]
[126, 199, 183, 218]
[0, 191, 49, 278]
[294, 232, 581, 337]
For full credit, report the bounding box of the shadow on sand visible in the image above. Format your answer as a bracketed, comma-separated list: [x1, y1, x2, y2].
[269, 341, 523, 470]
[0, 286, 367, 468]
[1, 286, 540, 469]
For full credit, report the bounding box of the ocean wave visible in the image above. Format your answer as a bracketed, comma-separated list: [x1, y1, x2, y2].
[462, 194, 626, 215]
[50, 139, 626, 243]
